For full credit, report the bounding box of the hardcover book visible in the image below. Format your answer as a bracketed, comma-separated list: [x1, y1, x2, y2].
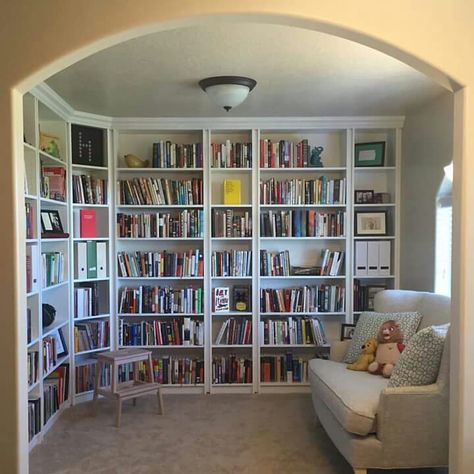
[214, 287, 230, 312]
[224, 179, 241, 205]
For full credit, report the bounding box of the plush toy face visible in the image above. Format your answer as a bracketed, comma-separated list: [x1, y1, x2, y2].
[361, 338, 377, 355]
[377, 320, 404, 343]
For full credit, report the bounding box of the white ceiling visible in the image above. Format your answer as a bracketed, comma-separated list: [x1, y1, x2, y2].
[46, 23, 446, 118]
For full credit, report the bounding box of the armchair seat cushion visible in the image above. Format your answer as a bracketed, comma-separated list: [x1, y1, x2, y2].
[309, 359, 389, 436]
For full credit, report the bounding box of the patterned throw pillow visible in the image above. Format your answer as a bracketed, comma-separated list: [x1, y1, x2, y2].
[388, 324, 449, 387]
[343, 311, 422, 364]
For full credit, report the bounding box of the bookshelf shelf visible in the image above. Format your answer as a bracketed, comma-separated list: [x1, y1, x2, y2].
[72, 203, 109, 208]
[116, 237, 203, 241]
[116, 204, 204, 209]
[43, 355, 70, 379]
[42, 320, 69, 338]
[260, 236, 345, 241]
[260, 204, 346, 209]
[118, 345, 204, 349]
[355, 275, 396, 279]
[212, 344, 253, 348]
[117, 276, 203, 280]
[116, 167, 204, 173]
[211, 168, 252, 172]
[74, 314, 111, 321]
[39, 150, 67, 166]
[211, 276, 253, 280]
[354, 166, 396, 172]
[27, 338, 39, 348]
[75, 346, 111, 356]
[25, 194, 38, 201]
[260, 382, 310, 387]
[261, 344, 323, 348]
[354, 236, 395, 240]
[260, 275, 345, 280]
[211, 204, 252, 208]
[28, 380, 40, 392]
[354, 203, 395, 208]
[41, 238, 69, 243]
[42, 281, 68, 292]
[118, 313, 204, 317]
[73, 277, 110, 283]
[26, 239, 38, 244]
[261, 312, 345, 317]
[27, 291, 39, 298]
[211, 237, 252, 241]
[40, 197, 68, 207]
[24, 142, 36, 152]
[259, 167, 346, 172]
[71, 163, 108, 171]
[212, 311, 252, 316]
[73, 237, 110, 242]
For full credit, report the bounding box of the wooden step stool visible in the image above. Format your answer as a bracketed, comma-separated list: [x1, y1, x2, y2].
[93, 348, 164, 427]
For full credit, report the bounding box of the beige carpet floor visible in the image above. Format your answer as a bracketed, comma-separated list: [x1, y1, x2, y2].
[30, 394, 447, 474]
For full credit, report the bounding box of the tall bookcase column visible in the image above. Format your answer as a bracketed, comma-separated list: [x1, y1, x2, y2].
[208, 129, 254, 393]
[69, 124, 113, 401]
[352, 128, 401, 321]
[258, 128, 348, 392]
[115, 129, 206, 393]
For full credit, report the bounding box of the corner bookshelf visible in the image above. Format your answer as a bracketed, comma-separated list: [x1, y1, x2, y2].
[23, 94, 72, 449]
[114, 129, 207, 394]
[69, 124, 113, 402]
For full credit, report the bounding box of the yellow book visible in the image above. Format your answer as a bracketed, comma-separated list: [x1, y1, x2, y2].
[224, 179, 241, 205]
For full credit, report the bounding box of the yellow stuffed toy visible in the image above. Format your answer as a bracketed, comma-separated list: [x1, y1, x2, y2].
[347, 338, 378, 371]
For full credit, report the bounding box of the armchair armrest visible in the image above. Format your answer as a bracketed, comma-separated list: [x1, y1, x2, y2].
[377, 383, 448, 466]
[330, 340, 350, 362]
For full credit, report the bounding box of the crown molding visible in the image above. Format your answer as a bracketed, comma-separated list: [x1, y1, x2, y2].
[31, 83, 405, 130]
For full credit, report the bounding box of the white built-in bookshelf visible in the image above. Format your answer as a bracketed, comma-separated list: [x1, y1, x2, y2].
[22, 87, 402, 445]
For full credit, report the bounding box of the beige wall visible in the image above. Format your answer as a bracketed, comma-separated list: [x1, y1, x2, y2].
[401, 92, 454, 291]
[2, 2, 474, 473]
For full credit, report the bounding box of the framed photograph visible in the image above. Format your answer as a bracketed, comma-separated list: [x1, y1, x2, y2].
[341, 323, 356, 341]
[355, 141, 385, 167]
[367, 285, 386, 310]
[355, 190, 374, 204]
[40, 209, 64, 234]
[355, 211, 387, 236]
[374, 192, 391, 204]
[51, 327, 68, 358]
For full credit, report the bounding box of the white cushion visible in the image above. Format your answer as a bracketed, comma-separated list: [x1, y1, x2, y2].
[309, 358, 388, 435]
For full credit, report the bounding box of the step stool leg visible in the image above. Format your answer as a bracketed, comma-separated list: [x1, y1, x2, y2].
[116, 398, 122, 428]
[157, 388, 164, 415]
[92, 361, 102, 415]
[133, 398, 137, 407]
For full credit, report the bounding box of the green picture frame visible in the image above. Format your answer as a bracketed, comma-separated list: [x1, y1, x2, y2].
[354, 141, 385, 167]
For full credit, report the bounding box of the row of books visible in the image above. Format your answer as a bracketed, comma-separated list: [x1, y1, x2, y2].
[116, 210, 204, 239]
[211, 250, 252, 277]
[28, 398, 41, 441]
[260, 139, 311, 169]
[117, 178, 203, 206]
[260, 210, 345, 237]
[261, 355, 308, 383]
[215, 318, 252, 345]
[211, 141, 252, 168]
[260, 177, 346, 204]
[74, 321, 109, 353]
[41, 166, 66, 202]
[260, 285, 346, 313]
[260, 249, 291, 276]
[353, 280, 386, 311]
[212, 356, 252, 384]
[117, 249, 204, 278]
[212, 209, 252, 238]
[118, 286, 203, 314]
[43, 364, 69, 424]
[72, 174, 107, 205]
[152, 141, 203, 168]
[119, 319, 204, 347]
[25, 202, 35, 239]
[74, 284, 101, 318]
[259, 317, 327, 346]
[28, 351, 39, 386]
[75, 360, 110, 394]
[41, 251, 65, 287]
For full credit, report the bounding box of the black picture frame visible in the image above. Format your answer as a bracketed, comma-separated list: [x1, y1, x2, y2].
[355, 211, 387, 236]
[40, 209, 64, 234]
[355, 141, 386, 167]
[51, 327, 68, 358]
[341, 323, 356, 341]
[71, 124, 105, 167]
[355, 189, 374, 204]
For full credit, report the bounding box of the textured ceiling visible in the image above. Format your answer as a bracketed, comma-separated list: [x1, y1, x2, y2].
[46, 23, 446, 117]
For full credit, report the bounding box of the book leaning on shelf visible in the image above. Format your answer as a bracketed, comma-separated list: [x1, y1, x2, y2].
[28, 398, 41, 441]
[72, 175, 107, 204]
[215, 318, 252, 345]
[75, 360, 111, 394]
[212, 355, 252, 384]
[74, 321, 109, 353]
[41, 251, 65, 287]
[74, 283, 100, 318]
[319, 249, 345, 276]
[43, 364, 69, 424]
[259, 317, 327, 346]
[41, 166, 66, 201]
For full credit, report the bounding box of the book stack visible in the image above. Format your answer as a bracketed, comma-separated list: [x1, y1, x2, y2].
[212, 209, 252, 237]
[117, 249, 204, 278]
[117, 178, 203, 206]
[27, 351, 39, 386]
[72, 175, 107, 204]
[41, 166, 66, 202]
[116, 209, 204, 238]
[211, 141, 252, 168]
[260, 250, 291, 276]
[118, 286, 203, 314]
[75, 360, 110, 394]
[41, 251, 65, 287]
[119, 318, 204, 347]
[211, 250, 252, 277]
[260, 354, 308, 383]
[319, 249, 345, 276]
[212, 355, 252, 384]
[260, 139, 311, 168]
[25, 202, 35, 238]
[259, 317, 327, 346]
[215, 318, 252, 345]
[152, 141, 203, 168]
[260, 285, 345, 313]
[28, 398, 41, 441]
[74, 321, 109, 352]
[74, 283, 100, 318]
[260, 210, 345, 237]
[260, 177, 346, 204]
[43, 364, 69, 423]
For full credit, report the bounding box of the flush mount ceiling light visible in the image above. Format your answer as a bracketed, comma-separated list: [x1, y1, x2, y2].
[199, 76, 257, 112]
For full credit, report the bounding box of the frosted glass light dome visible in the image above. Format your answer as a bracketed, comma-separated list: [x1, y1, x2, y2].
[199, 76, 257, 112]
